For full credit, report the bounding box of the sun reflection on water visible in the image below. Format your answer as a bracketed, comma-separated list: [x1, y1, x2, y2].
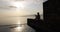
[10, 20, 24, 32]
[11, 24, 24, 32]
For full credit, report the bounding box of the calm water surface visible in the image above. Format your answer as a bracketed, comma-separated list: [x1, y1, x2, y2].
[0, 16, 42, 32]
[0, 24, 35, 32]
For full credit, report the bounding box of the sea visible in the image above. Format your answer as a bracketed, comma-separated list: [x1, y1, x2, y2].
[0, 24, 35, 32]
[0, 15, 43, 32]
[0, 16, 36, 32]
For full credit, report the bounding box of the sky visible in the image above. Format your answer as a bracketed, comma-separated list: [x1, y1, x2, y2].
[0, 0, 47, 25]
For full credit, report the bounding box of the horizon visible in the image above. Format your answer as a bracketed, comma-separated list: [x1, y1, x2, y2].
[0, 0, 47, 25]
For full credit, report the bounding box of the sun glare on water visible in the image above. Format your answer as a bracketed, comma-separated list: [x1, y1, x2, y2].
[15, 26, 22, 31]
[11, 20, 24, 32]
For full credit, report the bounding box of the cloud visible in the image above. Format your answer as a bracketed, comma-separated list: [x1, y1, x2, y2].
[0, 0, 10, 6]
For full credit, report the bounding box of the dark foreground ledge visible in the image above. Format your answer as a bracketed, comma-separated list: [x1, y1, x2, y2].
[27, 19, 48, 32]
